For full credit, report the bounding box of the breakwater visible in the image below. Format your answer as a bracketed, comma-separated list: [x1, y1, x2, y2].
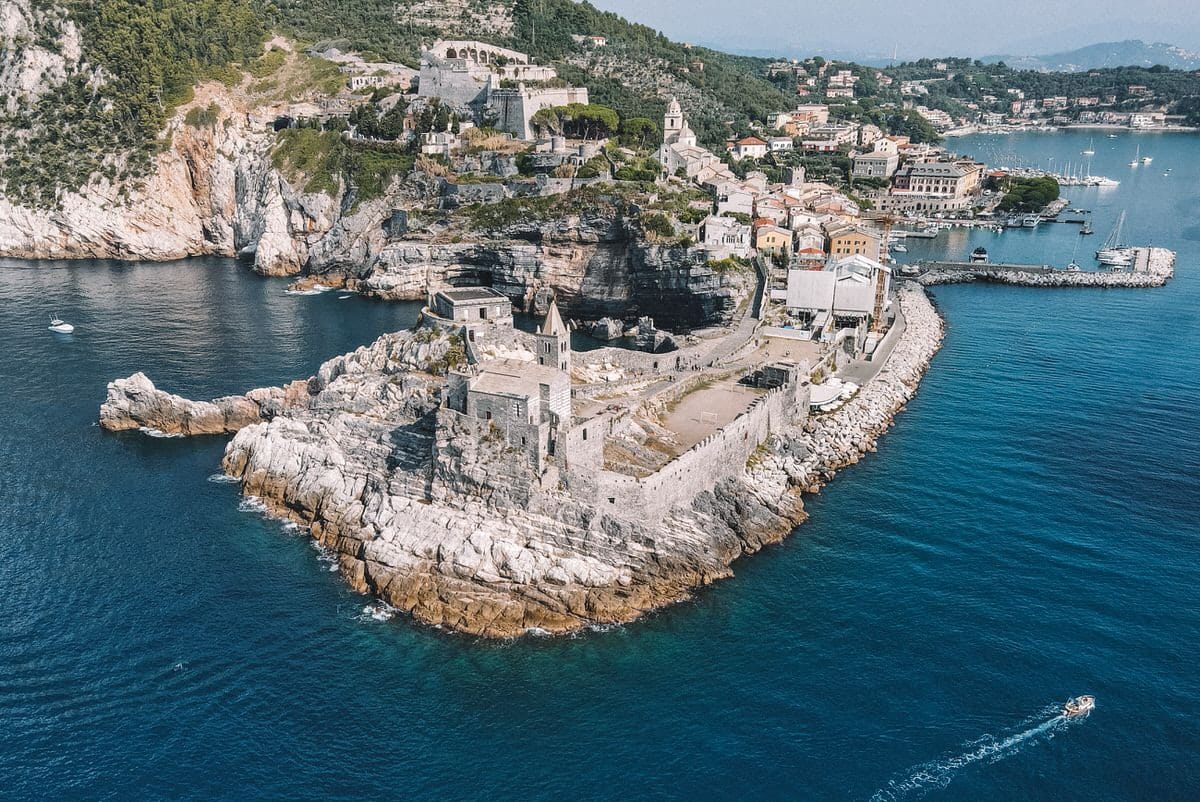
[917, 247, 1175, 288]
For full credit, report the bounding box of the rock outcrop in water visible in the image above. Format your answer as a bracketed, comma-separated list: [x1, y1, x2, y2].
[99, 372, 310, 436]
[100, 286, 945, 637]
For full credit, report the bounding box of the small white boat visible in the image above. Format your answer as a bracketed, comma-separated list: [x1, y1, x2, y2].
[891, 243, 908, 253]
[1082, 138, 1095, 156]
[1129, 144, 1141, 167]
[1066, 261, 1080, 272]
[48, 315, 74, 333]
[1063, 695, 1095, 718]
[1140, 155, 1152, 165]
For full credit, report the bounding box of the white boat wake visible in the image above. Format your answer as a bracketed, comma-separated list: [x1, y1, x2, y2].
[870, 702, 1090, 801]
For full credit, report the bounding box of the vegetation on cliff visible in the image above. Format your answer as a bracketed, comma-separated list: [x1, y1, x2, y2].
[1, 0, 266, 208]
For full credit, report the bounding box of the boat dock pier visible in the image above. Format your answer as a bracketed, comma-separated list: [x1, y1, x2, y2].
[907, 247, 1175, 288]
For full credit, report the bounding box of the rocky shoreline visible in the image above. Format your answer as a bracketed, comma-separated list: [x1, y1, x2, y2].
[98, 285, 946, 637]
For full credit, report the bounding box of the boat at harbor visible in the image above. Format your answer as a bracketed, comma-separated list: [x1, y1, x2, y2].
[891, 243, 908, 253]
[1021, 214, 1040, 228]
[1082, 138, 1095, 156]
[1096, 211, 1132, 265]
[1080, 221, 1094, 235]
[1129, 144, 1141, 167]
[970, 247, 989, 264]
[1063, 695, 1095, 718]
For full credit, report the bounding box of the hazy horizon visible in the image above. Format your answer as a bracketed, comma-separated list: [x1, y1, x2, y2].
[588, 0, 1200, 61]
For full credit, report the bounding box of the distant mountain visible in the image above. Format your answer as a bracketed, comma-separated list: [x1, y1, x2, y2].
[983, 40, 1200, 72]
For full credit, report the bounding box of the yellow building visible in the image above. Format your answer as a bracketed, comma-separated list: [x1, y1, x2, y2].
[754, 222, 793, 258]
[825, 223, 882, 260]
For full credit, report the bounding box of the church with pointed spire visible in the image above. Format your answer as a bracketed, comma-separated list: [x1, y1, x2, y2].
[440, 298, 573, 471]
[536, 299, 571, 374]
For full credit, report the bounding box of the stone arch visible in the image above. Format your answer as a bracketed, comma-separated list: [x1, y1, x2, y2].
[446, 48, 458, 59]
[470, 48, 478, 61]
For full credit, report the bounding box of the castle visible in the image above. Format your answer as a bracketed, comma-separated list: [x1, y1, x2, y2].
[431, 292, 809, 527]
[418, 40, 589, 140]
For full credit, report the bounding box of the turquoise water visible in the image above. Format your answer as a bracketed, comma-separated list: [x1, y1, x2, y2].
[1, 131, 1198, 799]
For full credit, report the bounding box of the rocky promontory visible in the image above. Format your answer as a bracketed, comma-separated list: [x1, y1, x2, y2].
[98, 286, 946, 638]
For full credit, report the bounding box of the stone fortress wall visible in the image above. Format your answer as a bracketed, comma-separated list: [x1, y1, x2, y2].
[566, 377, 810, 525]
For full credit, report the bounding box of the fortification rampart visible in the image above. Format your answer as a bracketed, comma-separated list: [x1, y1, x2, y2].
[592, 379, 810, 523]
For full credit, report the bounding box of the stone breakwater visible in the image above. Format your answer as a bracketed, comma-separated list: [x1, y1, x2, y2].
[918, 247, 1175, 288]
[98, 288, 945, 638]
[744, 285, 945, 503]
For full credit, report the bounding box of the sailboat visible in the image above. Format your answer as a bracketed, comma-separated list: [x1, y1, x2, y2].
[1129, 144, 1141, 167]
[1096, 211, 1132, 266]
[1066, 235, 1082, 271]
[1082, 137, 1095, 156]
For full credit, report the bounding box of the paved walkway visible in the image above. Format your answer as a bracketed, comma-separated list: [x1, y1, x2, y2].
[837, 302, 907, 386]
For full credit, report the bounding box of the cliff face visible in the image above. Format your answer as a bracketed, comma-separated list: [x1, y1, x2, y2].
[359, 217, 750, 329]
[0, 81, 346, 275]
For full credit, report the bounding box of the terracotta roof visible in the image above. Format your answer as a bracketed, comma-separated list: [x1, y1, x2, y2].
[735, 136, 767, 146]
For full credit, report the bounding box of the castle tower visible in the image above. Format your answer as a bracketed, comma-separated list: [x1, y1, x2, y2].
[663, 96, 684, 146]
[536, 300, 571, 374]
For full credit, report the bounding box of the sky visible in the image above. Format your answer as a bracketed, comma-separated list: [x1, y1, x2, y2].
[588, 0, 1200, 61]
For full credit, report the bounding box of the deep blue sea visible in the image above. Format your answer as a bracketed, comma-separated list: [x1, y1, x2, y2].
[1, 130, 1198, 800]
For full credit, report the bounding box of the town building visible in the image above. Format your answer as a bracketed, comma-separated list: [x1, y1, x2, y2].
[754, 223, 793, 259]
[784, 254, 892, 330]
[851, 151, 900, 179]
[728, 136, 769, 161]
[701, 215, 753, 258]
[825, 222, 882, 260]
[891, 161, 981, 198]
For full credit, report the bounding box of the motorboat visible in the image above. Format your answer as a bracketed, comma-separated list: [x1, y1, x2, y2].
[1108, 133, 1119, 138]
[1021, 214, 1041, 228]
[48, 315, 74, 333]
[1140, 155, 1153, 165]
[1080, 221, 1094, 235]
[970, 246, 989, 264]
[1063, 695, 1095, 718]
[891, 243, 908, 253]
[1066, 261, 1080, 272]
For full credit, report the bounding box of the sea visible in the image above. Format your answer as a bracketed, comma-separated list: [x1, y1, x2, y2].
[1, 130, 1197, 800]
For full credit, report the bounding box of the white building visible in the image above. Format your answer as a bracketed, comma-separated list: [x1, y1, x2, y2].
[701, 215, 752, 258]
[785, 255, 892, 324]
[728, 136, 768, 161]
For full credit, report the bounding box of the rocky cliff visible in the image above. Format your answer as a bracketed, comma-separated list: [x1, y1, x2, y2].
[358, 215, 752, 330]
[0, 77, 351, 275]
